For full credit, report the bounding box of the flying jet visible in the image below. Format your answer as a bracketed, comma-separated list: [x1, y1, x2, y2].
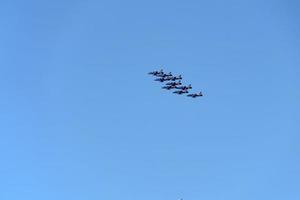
[169, 75, 182, 81]
[173, 89, 189, 95]
[148, 69, 164, 76]
[187, 92, 203, 98]
[162, 85, 177, 90]
[159, 76, 174, 81]
[166, 81, 182, 86]
[176, 84, 192, 90]
[156, 72, 172, 78]
[155, 77, 170, 82]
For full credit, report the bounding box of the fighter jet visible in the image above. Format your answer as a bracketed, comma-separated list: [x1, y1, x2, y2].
[161, 75, 181, 81]
[176, 84, 192, 90]
[166, 81, 182, 86]
[169, 75, 182, 81]
[159, 76, 174, 81]
[162, 85, 177, 90]
[187, 92, 203, 98]
[148, 69, 164, 76]
[173, 89, 189, 95]
[156, 72, 172, 78]
[155, 77, 170, 82]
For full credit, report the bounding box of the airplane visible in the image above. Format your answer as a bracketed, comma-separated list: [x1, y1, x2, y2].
[148, 69, 164, 76]
[159, 76, 174, 81]
[156, 72, 172, 78]
[176, 84, 192, 90]
[155, 77, 170, 82]
[173, 89, 189, 95]
[161, 75, 181, 81]
[166, 81, 182, 86]
[169, 75, 182, 81]
[162, 85, 177, 90]
[187, 92, 203, 98]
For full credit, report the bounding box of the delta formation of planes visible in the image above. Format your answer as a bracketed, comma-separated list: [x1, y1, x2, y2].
[148, 69, 203, 98]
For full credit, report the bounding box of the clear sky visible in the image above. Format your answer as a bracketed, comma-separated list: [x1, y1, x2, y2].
[1, 0, 300, 200]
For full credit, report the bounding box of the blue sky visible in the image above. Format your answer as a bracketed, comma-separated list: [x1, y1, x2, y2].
[0, 0, 300, 199]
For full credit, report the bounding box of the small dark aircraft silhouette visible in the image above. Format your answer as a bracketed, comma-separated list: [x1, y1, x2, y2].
[173, 89, 189, 95]
[162, 85, 177, 90]
[166, 81, 182, 86]
[156, 72, 172, 78]
[160, 76, 173, 81]
[169, 75, 182, 81]
[187, 92, 203, 98]
[148, 69, 164, 76]
[155, 77, 170, 82]
[176, 84, 192, 90]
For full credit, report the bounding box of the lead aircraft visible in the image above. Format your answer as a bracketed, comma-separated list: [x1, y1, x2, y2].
[148, 69, 164, 76]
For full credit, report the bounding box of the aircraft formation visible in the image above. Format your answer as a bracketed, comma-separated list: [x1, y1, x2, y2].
[148, 69, 203, 98]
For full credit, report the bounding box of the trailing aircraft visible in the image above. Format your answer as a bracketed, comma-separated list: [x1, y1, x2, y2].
[187, 92, 203, 98]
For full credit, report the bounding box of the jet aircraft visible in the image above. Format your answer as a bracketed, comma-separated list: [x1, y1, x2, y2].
[156, 72, 172, 78]
[162, 85, 177, 90]
[187, 92, 203, 98]
[169, 75, 182, 81]
[148, 69, 164, 76]
[176, 84, 192, 90]
[159, 76, 173, 81]
[166, 81, 182, 86]
[173, 89, 189, 95]
[155, 77, 169, 82]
